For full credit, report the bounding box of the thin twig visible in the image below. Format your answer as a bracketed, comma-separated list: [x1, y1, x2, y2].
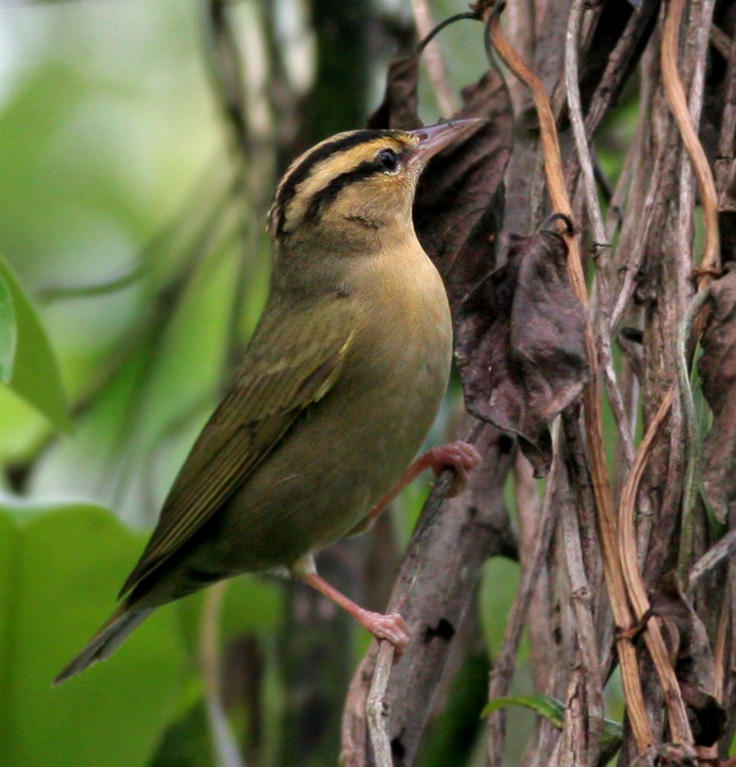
[676, 288, 711, 581]
[415, 11, 480, 54]
[366, 642, 395, 767]
[486, 428, 559, 766]
[604, 127, 639, 244]
[205, 0, 250, 153]
[563, 0, 607, 260]
[515, 451, 553, 693]
[661, 0, 721, 285]
[674, 0, 716, 305]
[559, 411, 606, 767]
[200, 581, 244, 767]
[582, 3, 658, 142]
[560, 479, 604, 765]
[710, 23, 732, 59]
[39, 263, 147, 303]
[340, 650, 376, 767]
[410, 0, 458, 116]
[712, 565, 732, 702]
[688, 527, 736, 590]
[564, 0, 635, 467]
[610, 146, 671, 331]
[616, 387, 693, 745]
[487, 14, 585, 295]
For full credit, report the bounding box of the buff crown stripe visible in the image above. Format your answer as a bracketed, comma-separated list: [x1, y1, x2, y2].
[275, 129, 400, 234]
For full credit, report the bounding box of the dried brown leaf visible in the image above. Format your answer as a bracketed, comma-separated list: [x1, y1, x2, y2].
[413, 69, 512, 301]
[366, 56, 422, 131]
[455, 226, 589, 476]
[650, 572, 725, 747]
[631, 743, 699, 767]
[697, 268, 736, 523]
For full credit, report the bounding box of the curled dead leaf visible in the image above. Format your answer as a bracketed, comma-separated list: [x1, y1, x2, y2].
[630, 743, 699, 767]
[413, 69, 512, 299]
[455, 224, 589, 477]
[650, 572, 725, 747]
[367, 56, 422, 131]
[697, 267, 736, 523]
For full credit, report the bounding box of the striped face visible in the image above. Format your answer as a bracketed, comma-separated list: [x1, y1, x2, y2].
[267, 129, 419, 239]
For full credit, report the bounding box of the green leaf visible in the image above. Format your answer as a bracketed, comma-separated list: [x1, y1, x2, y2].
[481, 694, 623, 762]
[0, 500, 190, 767]
[0, 272, 16, 382]
[481, 694, 566, 726]
[0, 257, 72, 431]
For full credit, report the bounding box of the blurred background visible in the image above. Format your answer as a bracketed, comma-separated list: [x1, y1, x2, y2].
[0, 2, 632, 766]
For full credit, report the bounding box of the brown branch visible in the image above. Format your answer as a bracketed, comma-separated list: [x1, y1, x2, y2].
[341, 650, 375, 767]
[564, 0, 635, 468]
[582, 3, 659, 144]
[559, 413, 605, 765]
[688, 527, 736, 590]
[710, 23, 732, 59]
[366, 643, 394, 767]
[617, 387, 693, 744]
[515, 452, 554, 695]
[610, 145, 673, 330]
[676, 288, 712, 581]
[487, 427, 560, 766]
[205, 0, 250, 154]
[661, 0, 721, 285]
[342, 421, 516, 767]
[715, 28, 736, 210]
[487, 14, 585, 295]
[487, 8, 655, 753]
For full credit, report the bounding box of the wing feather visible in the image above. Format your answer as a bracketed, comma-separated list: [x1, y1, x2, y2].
[119, 307, 355, 597]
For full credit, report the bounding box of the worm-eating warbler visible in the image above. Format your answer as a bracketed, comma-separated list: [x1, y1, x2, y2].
[55, 120, 482, 684]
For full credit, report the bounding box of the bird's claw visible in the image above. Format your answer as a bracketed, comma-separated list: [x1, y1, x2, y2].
[426, 441, 482, 497]
[358, 609, 411, 659]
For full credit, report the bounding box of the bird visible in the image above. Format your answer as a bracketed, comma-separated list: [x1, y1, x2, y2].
[55, 120, 483, 684]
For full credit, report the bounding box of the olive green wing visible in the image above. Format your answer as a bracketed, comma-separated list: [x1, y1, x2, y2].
[119, 309, 356, 597]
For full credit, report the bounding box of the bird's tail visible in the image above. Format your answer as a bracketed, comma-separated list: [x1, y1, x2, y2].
[53, 605, 153, 685]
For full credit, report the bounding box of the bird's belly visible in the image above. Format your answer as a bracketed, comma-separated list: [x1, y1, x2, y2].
[195, 316, 451, 573]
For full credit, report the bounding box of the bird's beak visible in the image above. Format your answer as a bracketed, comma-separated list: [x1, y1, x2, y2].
[407, 118, 484, 167]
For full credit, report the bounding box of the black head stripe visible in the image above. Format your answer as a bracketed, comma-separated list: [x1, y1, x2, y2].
[303, 160, 379, 223]
[275, 129, 399, 234]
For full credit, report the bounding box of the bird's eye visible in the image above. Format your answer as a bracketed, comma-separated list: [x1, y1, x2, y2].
[377, 148, 400, 174]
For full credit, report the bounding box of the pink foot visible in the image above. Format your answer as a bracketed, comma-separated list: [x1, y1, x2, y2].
[357, 609, 411, 654]
[423, 441, 482, 497]
[365, 441, 483, 529]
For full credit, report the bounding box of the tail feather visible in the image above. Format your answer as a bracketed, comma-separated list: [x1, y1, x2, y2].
[53, 606, 153, 685]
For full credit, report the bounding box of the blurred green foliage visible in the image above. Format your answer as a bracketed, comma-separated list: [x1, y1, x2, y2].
[0, 257, 70, 431]
[0, 2, 275, 764]
[0, 501, 186, 767]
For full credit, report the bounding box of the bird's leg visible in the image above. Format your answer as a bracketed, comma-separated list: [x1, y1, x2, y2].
[293, 555, 410, 653]
[365, 440, 482, 529]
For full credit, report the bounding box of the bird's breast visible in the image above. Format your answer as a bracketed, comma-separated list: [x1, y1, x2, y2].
[202, 243, 454, 571]
[326, 243, 453, 497]
[349, 243, 451, 407]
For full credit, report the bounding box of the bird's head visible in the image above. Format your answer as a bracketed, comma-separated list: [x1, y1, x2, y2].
[267, 120, 482, 246]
